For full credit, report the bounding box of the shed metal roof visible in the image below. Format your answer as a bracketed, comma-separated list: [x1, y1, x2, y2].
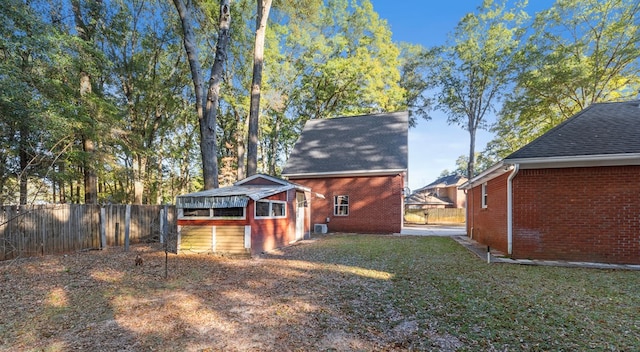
[175, 185, 294, 208]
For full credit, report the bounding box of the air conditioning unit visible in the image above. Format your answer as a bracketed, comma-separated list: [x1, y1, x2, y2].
[314, 224, 328, 234]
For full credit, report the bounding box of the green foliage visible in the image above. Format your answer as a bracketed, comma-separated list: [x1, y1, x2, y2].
[398, 43, 436, 127]
[490, 0, 640, 158]
[277, 0, 405, 121]
[431, 0, 528, 178]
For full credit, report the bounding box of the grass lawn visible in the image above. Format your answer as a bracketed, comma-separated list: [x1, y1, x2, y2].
[0, 234, 638, 351]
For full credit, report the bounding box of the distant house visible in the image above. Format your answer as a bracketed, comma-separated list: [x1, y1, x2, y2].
[405, 174, 467, 209]
[282, 112, 408, 234]
[175, 174, 311, 256]
[461, 100, 640, 265]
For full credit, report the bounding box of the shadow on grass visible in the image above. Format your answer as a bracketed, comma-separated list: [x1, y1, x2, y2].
[1, 236, 638, 351]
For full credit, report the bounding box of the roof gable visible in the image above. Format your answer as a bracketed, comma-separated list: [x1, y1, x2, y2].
[235, 174, 290, 187]
[416, 174, 467, 191]
[506, 100, 640, 161]
[282, 112, 408, 177]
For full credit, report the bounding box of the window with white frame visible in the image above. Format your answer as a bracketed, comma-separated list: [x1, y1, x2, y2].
[333, 195, 349, 216]
[255, 200, 286, 218]
[481, 183, 488, 208]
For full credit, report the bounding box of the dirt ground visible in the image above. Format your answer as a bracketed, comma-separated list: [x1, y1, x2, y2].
[0, 240, 459, 351]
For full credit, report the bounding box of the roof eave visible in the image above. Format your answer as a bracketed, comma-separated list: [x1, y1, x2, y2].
[459, 161, 508, 190]
[505, 153, 640, 169]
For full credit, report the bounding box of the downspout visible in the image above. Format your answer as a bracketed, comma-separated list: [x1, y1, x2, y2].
[307, 192, 311, 240]
[506, 163, 519, 255]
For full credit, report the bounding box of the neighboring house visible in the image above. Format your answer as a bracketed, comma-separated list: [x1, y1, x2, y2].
[175, 174, 311, 256]
[282, 112, 408, 234]
[405, 174, 467, 209]
[460, 100, 640, 265]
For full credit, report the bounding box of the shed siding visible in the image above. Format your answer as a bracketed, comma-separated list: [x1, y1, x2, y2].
[512, 166, 640, 264]
[214, 226, 247, 254]
[466, 172, 509, 253]
[179, 226, 213, 253]
[249, 190, 298, 255]
[291, 174, 404, 234]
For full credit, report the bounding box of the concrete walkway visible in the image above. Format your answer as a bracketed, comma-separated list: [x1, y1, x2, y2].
[398, 224, 640, 270]
[451, 235, 640, 271]
[399, 224, 466, 236]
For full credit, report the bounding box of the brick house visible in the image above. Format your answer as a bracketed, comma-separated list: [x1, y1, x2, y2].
[175, 174, 311, 256]
[461, 100, 640, 265]
[406, 174, 467, 209]
[282, 112, 408, 234]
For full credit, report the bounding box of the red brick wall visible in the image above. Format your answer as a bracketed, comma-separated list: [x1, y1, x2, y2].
[250, 191, 295, 255]
[466, 173, 509, 253]
[512, 166, 640, 264]
[290, 174, 404, 233]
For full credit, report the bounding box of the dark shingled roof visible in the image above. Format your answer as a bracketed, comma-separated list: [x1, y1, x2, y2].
[416, 174, 467, 191]
[282, 112, 408, 176]
[506, 100, 640, 160]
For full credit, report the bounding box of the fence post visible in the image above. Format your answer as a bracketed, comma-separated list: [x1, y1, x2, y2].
[115, 222, 120, 246]
[100, 207, 107, 250]
[159, 208, 165, 244]
[164, 205, 170, 244]
[124, 204, 131, 252]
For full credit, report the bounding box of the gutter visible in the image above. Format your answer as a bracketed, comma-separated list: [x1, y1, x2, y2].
[506, 152, 640, 166]
[506, 163, 519, 255]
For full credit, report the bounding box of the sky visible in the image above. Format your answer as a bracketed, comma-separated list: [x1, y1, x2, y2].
[370, 0, 554, 191]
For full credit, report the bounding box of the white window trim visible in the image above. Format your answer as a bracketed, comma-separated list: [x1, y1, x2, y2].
[254, 200, 287, 219]
[333, 195, 349, 216]
[481, 183, 488, 209]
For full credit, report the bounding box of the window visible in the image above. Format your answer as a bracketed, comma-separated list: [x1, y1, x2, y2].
[183, 208, 210, 217]
[334, 195, 349, 216]
[181, 207, 245, 219]
[255, 200, 286, 218]
[481, 183, 488, 208]
[212, 207, 244, 218]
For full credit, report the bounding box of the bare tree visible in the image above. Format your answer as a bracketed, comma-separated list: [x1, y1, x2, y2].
[246, 0, 272, 177]
[173, 0, 231, 189]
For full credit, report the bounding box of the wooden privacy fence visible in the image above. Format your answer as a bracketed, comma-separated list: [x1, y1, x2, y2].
[404, 208, 465, 224]
[0, 204, 177, 261]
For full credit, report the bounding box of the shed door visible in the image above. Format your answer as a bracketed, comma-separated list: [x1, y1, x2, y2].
[215, 226, 247, 254]
[179, 226, 213, 253]
[295, 192, 306, 240]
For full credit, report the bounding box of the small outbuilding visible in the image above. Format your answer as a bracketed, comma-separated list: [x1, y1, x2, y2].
[175, 174, 312, 256]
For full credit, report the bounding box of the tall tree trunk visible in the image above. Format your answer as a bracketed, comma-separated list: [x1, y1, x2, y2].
[173, 0, 230, 189]
[133, 154, 145, 204]
[59, 162, 66, 203]
[80, 71, 98, 204]
[246, 0, 272, 177]
[268, 113, 281, 175]
[467, 119, 476, 180]
[236, 111, 246, 180]
[72, 0, 100, 204]
[18, 125, 29, 205]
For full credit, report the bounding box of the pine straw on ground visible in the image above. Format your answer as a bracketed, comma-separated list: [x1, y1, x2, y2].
[0, 234, 638, 351]
[0, 237, 440, 351]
